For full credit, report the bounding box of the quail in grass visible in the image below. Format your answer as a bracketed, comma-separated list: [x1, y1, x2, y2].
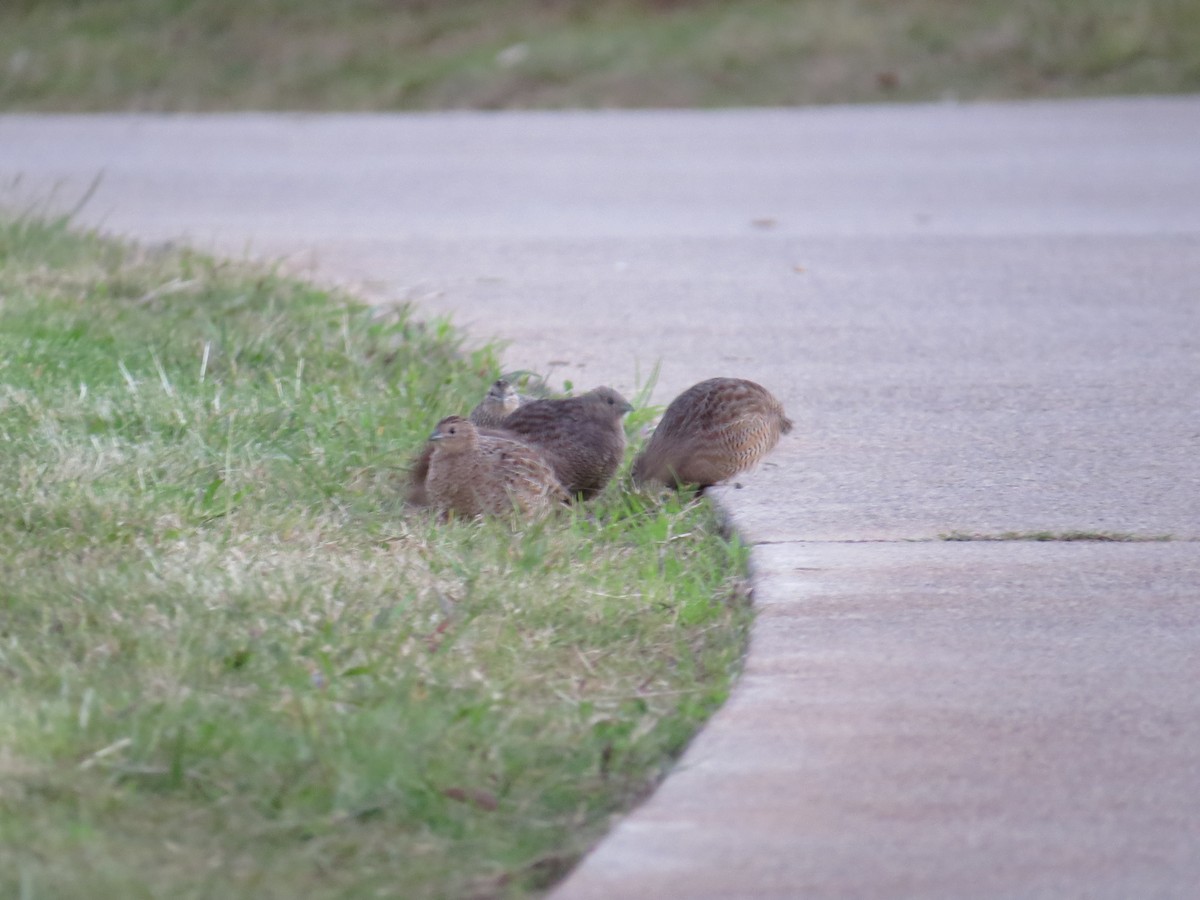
[498, 386, 633, 500]
[632, 377, 792, 489]
[469, 379, 524, 428]
[405, 422, 512, 508]
[407, 379, 529, 506]
[424, 416, 568, 519]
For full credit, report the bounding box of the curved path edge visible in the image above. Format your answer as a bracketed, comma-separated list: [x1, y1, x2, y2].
[2, 98, 1199, 897]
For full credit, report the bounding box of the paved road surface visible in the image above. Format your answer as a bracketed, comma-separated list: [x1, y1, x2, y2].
[3, 97, 1199, 898]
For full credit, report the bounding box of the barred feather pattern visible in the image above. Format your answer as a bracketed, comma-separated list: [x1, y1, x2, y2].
[499, 386, 632, 499]
[424, 416, 567, 519]
[405, 425, 514, 507]
[633, 378, 792, 488]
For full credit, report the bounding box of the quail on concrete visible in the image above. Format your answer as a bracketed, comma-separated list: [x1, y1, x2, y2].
[633, 377, 791, 489]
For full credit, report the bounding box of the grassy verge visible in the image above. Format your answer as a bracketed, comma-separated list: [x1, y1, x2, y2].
[1, 0, 1197, 111]
[0, 217, 751, 899]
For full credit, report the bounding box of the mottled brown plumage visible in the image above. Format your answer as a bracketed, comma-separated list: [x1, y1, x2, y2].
[632, 378, 792, 488]
[469, 379, 523, 428]
[406, 428, 514, 508]
[407, 380, 528, 506]
[424, 416, 567, 519]
[499, 386, 633, 499]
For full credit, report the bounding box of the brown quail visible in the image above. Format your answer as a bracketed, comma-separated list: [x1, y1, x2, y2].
[407, 380, 528, 506]
[469, 379, 523, 428]
[498, 386, 633, 499]
[632, 378, 792, 489]
[406, 427, 513, 508]
[424, 415, 567, 519]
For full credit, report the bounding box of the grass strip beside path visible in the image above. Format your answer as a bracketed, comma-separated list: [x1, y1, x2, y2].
[0, 218, 750, 899]
[2, 0, 1198, 111]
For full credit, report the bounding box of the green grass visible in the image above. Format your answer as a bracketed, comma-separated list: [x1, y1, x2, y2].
[0, 217, 751, 899]
[1, 0, 1198, 111]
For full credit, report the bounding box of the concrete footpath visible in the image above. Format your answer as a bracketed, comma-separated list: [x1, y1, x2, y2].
[3, 97, 1199, 897]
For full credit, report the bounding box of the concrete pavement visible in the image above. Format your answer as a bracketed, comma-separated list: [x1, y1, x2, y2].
[3, 97, 1199, 897]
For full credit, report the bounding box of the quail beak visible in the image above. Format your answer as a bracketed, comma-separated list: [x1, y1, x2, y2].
[621, 400, 634, 414]
[428, 430, 446, 442]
